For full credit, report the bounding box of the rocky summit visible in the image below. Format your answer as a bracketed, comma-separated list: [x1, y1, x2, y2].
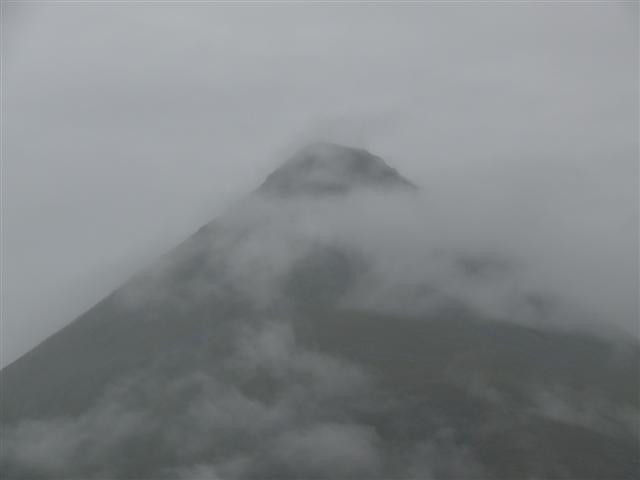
[259, 143, 416, 196]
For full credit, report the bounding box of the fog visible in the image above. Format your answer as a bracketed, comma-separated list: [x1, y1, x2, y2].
[106, 184, 634, 342]
[2, 306, 636, 478]
[1, 320, 382, 478]
[1, 3, 637, 368]
[3, 3, 639, 478]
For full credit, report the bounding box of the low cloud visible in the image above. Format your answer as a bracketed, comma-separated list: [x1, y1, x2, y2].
[271, 423, 381, 478]
[116, 186, 637, 339]
[0, 318, 381, 479]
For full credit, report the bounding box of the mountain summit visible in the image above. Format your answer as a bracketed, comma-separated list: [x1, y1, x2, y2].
[259, 143, 416, 196]
[1, 144, 638, 480]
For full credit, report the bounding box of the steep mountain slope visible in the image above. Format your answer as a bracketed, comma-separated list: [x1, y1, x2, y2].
[259, 143, 416, 196]
[1, 144, 638, 479]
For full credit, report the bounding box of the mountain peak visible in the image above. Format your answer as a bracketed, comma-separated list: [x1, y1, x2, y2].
[259, 142, 416, 196]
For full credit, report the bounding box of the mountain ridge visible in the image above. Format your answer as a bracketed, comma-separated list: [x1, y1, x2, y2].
[1, 144, 638, 480]
[259, 143, 417, 196]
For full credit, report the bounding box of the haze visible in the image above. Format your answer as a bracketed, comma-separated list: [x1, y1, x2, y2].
[1, 2, 638, 367]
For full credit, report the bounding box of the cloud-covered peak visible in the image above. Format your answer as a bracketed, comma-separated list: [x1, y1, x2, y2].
[258, 143, 416, 196]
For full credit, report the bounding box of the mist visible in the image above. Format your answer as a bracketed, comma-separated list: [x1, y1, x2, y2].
[1, 3, 638, 478]
[2, 2, 637, 366]
[115, 185, 635, 338]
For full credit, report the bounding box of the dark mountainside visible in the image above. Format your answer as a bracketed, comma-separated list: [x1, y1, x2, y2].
[1, 143, 638, 480]
[259, 143, 417, 196]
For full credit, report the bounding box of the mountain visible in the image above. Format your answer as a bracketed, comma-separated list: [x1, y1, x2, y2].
[1, 144, 638, 480]
[259, 142, 416, 196]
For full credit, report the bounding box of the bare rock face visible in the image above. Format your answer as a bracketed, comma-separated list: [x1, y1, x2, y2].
[259, 143, 416, 196]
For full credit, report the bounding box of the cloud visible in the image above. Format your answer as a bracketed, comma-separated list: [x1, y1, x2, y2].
[1, 4, 637, 478]
[172, 464, 223, 480]
[528, 385, 639, 439]
[404, 428, 487, 480]
[0, 318, 380, 479]
[106, 178, 636, 344]
[3, 2, 637, 365]
[0, 399, 146, 478]
[271, 423, 381, 478]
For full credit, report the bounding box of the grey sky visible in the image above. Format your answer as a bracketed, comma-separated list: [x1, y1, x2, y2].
[1, 2, 638, 366]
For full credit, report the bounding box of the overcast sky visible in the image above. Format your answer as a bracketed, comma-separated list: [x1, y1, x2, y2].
[1, 2, 638, 366]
